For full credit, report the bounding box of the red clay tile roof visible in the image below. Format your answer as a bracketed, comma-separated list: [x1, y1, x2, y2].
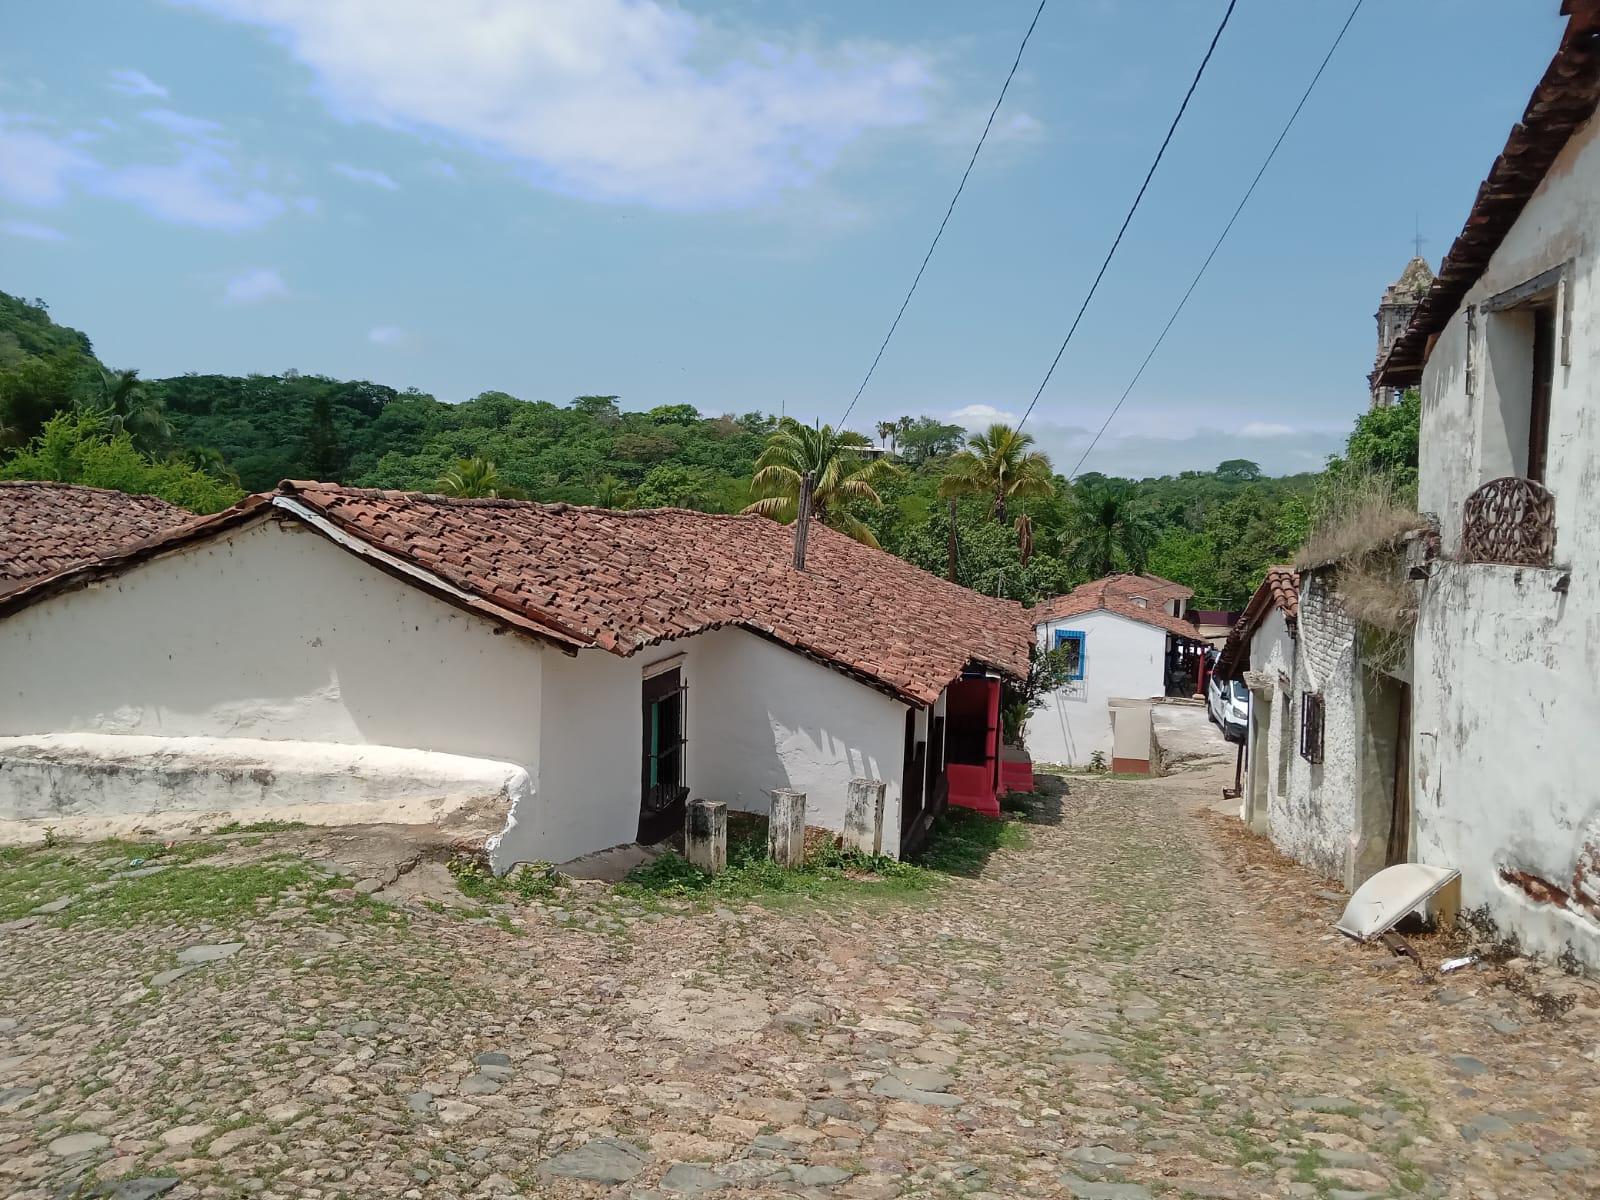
[0, 482, 190, 596]
[1375, 3, 1600, 388]
[1216, 566, 1301, 679]
[1029, 575, 1202, 641]
[2, 481, 1031, 706]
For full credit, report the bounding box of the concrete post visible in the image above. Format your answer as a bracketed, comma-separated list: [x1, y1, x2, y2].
[767, 788, 806, 869]
[842, 778, 886, 856]
[684, 799, 727, 875]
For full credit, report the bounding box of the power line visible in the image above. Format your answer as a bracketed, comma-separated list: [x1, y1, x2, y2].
[1068, 0, 1365, 480]
[838, 0, 1050, 430]
[1015, 0, 1239, 434]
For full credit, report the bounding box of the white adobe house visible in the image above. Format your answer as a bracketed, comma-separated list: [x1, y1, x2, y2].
[0, 481, 1030, 868]
[1025, 574, 1206, 769]
[1373, 3, 1600, 967]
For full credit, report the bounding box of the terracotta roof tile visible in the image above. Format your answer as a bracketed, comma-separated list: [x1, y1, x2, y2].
[1029, 575, 1202, 641]
[3, 482, 1031, 706]
[0, 482, 189, 596]
[1216, 565, 1301, 678]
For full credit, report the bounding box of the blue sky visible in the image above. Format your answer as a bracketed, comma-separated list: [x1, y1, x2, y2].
[1, 1, 1564, 478]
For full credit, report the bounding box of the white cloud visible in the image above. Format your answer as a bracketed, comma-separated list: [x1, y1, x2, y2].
[139, 107, 226, 142]
[331, 162, 399, 190]
[0, 118, 94, 206]
[1239, 421, 1296, 439]
[101, 148, 288, 230]
[424, 159, 458, 180]
[367, 325, 404, 346]
[1, 219, 68, 241]
[950, 403, 1020, 427]
[173, 0, 933, 209]
[108, 68, 169, 98]
[0, 109, 294, 232]
[223, 266, 290, 304]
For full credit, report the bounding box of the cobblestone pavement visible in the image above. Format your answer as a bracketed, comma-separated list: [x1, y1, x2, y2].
[2, 765, 1597, 1200]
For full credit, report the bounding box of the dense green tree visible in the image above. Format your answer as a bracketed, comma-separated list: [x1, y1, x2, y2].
[1, 412, 242, 512]
[0, 357, 76, 448]
[1215, 458, 1263, 483]
[635, 463, 716, 509]
[895, 416, 965, 466]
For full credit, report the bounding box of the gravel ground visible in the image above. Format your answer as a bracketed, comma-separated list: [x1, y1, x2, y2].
[1, 764, 1596, 1200]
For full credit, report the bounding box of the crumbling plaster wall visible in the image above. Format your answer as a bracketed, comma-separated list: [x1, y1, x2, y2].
[1414, 117, 1600, 968]
[1244, 608, 1295, 832]
[1274, 574, 1360, 882]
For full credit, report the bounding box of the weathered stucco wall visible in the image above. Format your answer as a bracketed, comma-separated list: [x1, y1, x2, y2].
[0, 519, 544, 766]
[0, 732, 525, 849]
[1413, 118, 1600, 965]
[679, 626, 909, 852]
[1243, 608, 1296, 832]
[1275, 574, 1361, 884]
[1026, 610, 1165, 766]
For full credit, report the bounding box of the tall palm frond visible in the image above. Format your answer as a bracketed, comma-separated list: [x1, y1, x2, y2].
[743, 419, 901, 548]
[89, 368, 173, 456]
[936, 422, 1055, 522]
[435, 457, 525, 499]
[1061, 479, 1156, 577]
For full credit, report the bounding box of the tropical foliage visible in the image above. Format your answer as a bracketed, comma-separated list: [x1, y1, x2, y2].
[744, 419, 899, 547]
[937, 423, 1055, 522]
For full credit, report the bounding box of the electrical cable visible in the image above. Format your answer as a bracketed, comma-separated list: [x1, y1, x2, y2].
[838, 0, 1051, 429]
[1016, 0, 1239, 433]
[1068, 0, 1366, 480]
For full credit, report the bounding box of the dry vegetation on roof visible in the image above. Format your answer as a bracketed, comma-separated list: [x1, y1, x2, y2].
[1295, 474, 1425, 573]
[1296, 474, 1426, 646]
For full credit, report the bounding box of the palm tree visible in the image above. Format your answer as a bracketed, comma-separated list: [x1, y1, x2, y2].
[435, 457, 524, 499]
[875, 420, 897, 452]
[744, 419, 900, 548]
[1061, 478, 1156, 577]
[591, 473, 635, 509]
[89, 368, 172, 456]
[937, 423, 1055, 523]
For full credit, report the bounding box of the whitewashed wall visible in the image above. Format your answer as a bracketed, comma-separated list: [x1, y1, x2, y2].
[492, 646, 644, 868]
[1243, 608, 1296, 832]
[0, 519, 543, 764]
[674, 626, 909, 852]
[1413, 116, 1600, 967]
[1026, 610, 1165, 766]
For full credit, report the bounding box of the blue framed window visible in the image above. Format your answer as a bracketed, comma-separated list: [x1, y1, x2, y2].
[1053, 629, 1086, 680]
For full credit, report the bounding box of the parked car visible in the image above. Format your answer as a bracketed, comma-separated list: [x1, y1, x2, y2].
[1206, 670, 1249, 745]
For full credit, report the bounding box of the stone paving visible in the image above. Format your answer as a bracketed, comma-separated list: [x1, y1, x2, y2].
[2, 765, 1597, 1200]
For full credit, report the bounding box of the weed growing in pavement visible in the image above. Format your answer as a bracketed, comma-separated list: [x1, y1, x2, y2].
[448, 856, 566, 903]
[213, 819, 308, 834]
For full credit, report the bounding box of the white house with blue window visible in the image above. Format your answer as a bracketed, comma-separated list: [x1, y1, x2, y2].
[1024, 574, 1204, 767]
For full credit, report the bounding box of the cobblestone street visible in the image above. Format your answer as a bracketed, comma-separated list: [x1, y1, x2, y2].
[2, 765, 1597, 1200]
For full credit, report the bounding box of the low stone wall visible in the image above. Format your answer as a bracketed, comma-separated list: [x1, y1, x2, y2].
[0, 733, 529, 866]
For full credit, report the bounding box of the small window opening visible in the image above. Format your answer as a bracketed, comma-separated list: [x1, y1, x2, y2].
[1299, 692, 1325, 765]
